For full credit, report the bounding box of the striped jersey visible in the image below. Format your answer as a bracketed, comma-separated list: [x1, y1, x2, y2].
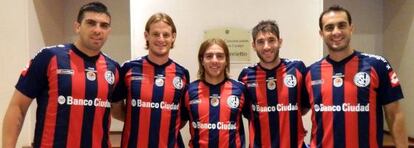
[114, 56, 189, 148]
[305, 51, 404, 148]
[183, 79, 247, 148]
[238, 59, 310, 148]
[15, 44, 120, 148]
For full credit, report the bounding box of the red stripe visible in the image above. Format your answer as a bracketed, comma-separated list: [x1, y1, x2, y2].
[66, 50, 85, 147]
[92, 55, 109, 148]
[197, 82, 210, 146]
[136, 60, 154, 147]
[122, 69, 133, 147]
[344, 57, 359, 148]
[277, 64, 290, 148]
[42, 56, 58, 147]
[218, 82, 230, 147]
[369, 68, 379, 147]
[321, 60, 334, 148]
[255, 68, 271, 146]
[158, 64, 177, 146]
[308, 69, 318, 148]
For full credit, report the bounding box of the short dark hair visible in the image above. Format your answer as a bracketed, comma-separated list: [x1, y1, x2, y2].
[252, 20, 280, 42]
[77, 1, 111, 23]
[319, 5, 352, 30]
[197, 38, 230, 80]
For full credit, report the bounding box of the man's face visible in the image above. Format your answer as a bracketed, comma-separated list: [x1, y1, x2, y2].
[320, 11, 353, 52]
[145, 21, 176, 58]
[75, 12, 111, 51]
[202, 44, 227, 81]
[253, 31, 282, 66]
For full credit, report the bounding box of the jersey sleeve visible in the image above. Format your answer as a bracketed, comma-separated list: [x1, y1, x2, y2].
[15, 49, 54, 99]
[111, 62, 128, 102]
[297, 61, 311, 109]
[375, 58, 404, 105]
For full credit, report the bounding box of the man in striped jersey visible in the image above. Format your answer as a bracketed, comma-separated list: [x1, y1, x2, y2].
[111, 13, 189, 148]
[2, 2, 120, 148]
[305, 5, 408, 148]
[183, 38, 248, 148]
[238, 20, 310, 148]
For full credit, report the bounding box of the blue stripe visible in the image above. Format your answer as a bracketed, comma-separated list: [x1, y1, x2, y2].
[53, 49, 71, 148]
[80, 59, 98, 148]
[148, 66, 165, 147]
[208, 84, 220, 148]
[126, 61, 143, 148]
[246, 68, 262, 148]
[189, 81, 200, 148]
[288, 64, 299, 148]
[310, 63, 323, 147]
[167, 64, 182, 148]
[266, 70, 279, 148]
[332, 65, 345, 148]
[358, 60, 371, 148]
[102, 56, 116, 148]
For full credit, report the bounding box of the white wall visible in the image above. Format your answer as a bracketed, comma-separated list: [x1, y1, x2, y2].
[324, 0, 384, 55]
[131, 0, 324, 145]
[383, 0, 414, 138]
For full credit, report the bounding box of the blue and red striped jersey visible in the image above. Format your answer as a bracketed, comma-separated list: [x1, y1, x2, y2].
[238, 59, 310, 148]
[15, 44, 120, 148]
[114, 56, 189, 148]
[305, 51, 404, 148]
[183, 79, 247, 148]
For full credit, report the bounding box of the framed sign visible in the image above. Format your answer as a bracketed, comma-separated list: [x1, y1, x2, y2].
[204, 27, 251, 63]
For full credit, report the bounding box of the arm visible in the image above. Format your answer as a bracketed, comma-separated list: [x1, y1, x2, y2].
[384, 101, 408, 148]
[111, 101, 126, 121]
[2, 90, 33, 148]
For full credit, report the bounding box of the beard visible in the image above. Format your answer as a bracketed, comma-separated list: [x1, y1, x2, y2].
[256, 50, 279, 64]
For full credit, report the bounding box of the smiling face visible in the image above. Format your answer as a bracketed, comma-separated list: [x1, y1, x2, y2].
[145, 21, 176, 59]
[253, 31, 282, 69]
[320, 11, 353, 53]
[74, 12, 111, 53]
[202, 44, 228, 83]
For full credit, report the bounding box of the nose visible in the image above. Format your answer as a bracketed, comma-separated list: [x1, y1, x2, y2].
[332, 26, 341, 35]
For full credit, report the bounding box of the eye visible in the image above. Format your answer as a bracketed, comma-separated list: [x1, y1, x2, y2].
[324, 24, 334, 32]
[338, 22, 348, 29]
[256, 39, 265, 45]
[86, 20, 97, 26]
[151, 32, 160, 38]
[162, 33, 171, 38]
[100, 23, 110, 29]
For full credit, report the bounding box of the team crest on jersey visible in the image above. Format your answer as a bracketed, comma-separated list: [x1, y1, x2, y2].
[86, 71, 96, 81]
[283, 74, 297, 88]
[227, 95, 240, 109]
[354, 72, 370, 87]
[210, 94, 220, 107]
[173, 76, 184, 89]
[266, 77, 276, 90]
[155, 78, 164, 87]
[105, 71, 115, 85]
[333, 77, 343, 87]
[389, 71, 400, 87]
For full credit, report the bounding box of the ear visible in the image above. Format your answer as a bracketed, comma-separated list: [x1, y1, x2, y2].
[74, 21, 81, 34]
[252, 41, 257, 52]
[278, 38, 283, 46]
[319, 29, 323, 38]
[172, 32, 177, 42]
[350, 24, 354, 35]
[144, 31, 149, 40]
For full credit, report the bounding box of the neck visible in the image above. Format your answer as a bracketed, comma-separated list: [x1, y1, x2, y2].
[260, 57, 281, 70]
[148, 52, 169, 65]
[74, 41, 100, 57]
[328, 47, 354, 62]
[205, 75, 225, 85]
